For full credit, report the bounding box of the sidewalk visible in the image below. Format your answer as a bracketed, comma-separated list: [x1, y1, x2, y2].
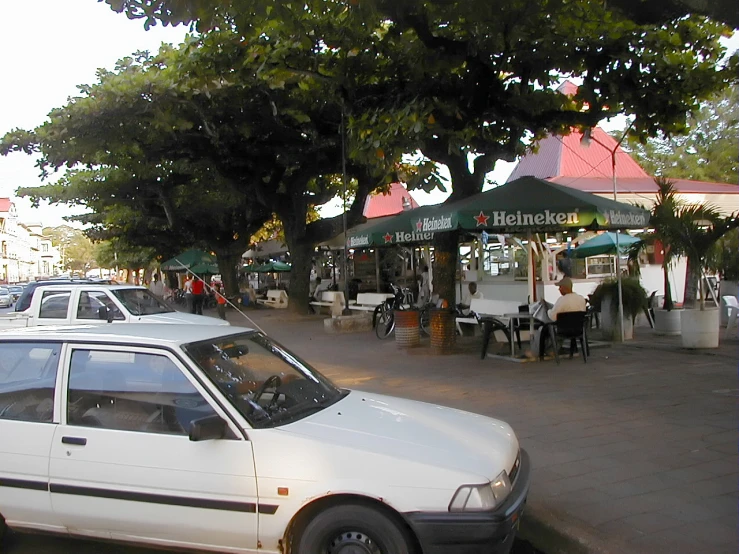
[221, 307, 738, 554]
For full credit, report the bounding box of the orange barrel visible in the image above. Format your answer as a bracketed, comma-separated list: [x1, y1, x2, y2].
[394, 309, 420, 348]
[430, 309, 456, 354]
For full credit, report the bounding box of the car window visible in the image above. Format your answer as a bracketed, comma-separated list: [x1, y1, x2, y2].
[0, 342, 61, 423]
[39, 290, 71, 319]
[186, 332, 344, 428]
[76, 291, 124, 320]
[67, 349, 218, 436]
[111, 289, 174, 316]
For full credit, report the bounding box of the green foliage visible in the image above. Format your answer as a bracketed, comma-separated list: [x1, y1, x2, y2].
[709, 228, 739, 281]
[589, 276, 649, 322]
[623, 85, 739, 184]
[42, 226, 95, 272]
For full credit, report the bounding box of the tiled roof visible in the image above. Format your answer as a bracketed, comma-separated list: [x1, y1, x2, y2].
[363, 182, 420, 219]
[550, 176, 738, 195]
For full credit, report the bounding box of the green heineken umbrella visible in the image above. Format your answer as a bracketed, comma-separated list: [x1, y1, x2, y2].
[254, 261, 292, 273]
[345, 206, 445, 248]
[160, 249, 217, 271]
[410, 176, 650, 235]
[570, 232, 642, 258]
[189, 262, 219, 274]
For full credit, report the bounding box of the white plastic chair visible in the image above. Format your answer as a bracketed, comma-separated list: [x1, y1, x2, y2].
[722, 296, 739, 337]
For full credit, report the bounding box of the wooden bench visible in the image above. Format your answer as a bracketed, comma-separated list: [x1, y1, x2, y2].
[348, 292, 394, 312]
[256, 289, 289, 309]
[310, 291, 345, 316]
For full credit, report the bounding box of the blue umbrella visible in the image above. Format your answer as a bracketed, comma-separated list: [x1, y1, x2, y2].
[570, 232, 641, 258]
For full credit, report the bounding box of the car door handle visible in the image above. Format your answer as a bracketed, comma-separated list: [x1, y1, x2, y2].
[61, 436, 87, 446]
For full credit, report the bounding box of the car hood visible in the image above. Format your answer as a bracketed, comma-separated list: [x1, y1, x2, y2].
[286, 391, 519, 482]
[133, 312, 230, 325]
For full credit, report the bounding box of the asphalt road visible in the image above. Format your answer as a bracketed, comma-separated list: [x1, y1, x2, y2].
[2, 532, 543, 553]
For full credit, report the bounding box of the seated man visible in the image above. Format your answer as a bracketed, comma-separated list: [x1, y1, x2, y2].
[457, 282, 483, 316]
[535, 276, 587, 358]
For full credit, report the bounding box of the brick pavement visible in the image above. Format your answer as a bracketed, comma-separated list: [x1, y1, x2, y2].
[224, 307, 738, 554]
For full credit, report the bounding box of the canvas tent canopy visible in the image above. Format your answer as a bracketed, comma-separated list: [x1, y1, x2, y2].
[345, 177, 650, 247]
[570, 232, 642, 258]
[160, 249, 217, 271]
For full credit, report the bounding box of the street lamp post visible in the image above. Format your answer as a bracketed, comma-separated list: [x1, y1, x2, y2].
[581, 122, 635, 342]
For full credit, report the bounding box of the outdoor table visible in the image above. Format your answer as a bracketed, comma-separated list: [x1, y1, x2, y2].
[502, 312, 536, 358]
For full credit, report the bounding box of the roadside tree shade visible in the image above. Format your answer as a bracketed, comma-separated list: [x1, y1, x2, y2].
[160, 249, 217, 271]
[570, 232, 642, 258]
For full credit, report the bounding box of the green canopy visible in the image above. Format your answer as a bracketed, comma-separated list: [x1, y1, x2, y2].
[189, 262, 219, 274]
[241, 263, 260, 273]
[254, 261, 292, 273]
[160, 249, 217, 271]
[346, 177, 650, 247]
[570, 232, 642, 258]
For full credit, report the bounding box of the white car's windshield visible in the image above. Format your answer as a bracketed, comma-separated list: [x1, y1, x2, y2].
[112, 288, 175, 316]
[185, 332, 345, 428]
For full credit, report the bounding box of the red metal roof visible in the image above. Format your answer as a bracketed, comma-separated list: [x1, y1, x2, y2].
[363, 182, 420, 219]
[0, 198, 11, 212]
[550, 176, 738, 195]
[508, 127, 649, 182]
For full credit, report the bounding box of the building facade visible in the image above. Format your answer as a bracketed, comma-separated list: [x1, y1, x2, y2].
[0, 198, 62, 284]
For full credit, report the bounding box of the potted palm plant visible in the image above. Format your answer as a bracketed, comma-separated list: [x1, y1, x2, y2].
[711, 228, 739, 326]
[672, 205, 739, 348]
[589, 276, 649, 341]
[647, 179, 684, 335]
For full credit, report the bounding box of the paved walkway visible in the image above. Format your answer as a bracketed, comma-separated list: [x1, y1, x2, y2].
[219, 307, 738, 554]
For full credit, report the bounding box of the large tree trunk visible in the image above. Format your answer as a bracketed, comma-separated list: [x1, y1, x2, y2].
[432, 231, 459, 305]
[284, 236, 313, 315]
[213, 248, 243, 298]
[683, 256, 700, 309]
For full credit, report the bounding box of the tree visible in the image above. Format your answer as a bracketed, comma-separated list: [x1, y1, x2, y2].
[42, 225, 95, 274]
[623, 85, 739, 184]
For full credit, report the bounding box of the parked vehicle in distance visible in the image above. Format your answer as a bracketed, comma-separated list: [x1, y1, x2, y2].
[0, 288, 11, 308]
[14, 279, 117, 312]
[7, 286, 23, 303]
[0, 324, 529, 554]
[0, 284, 229, 329]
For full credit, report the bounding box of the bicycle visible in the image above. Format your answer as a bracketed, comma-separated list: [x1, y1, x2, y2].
[373, 284, 414, 339]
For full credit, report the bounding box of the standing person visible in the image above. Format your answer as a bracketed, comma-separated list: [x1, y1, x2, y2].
[191, 275, 205, 315]
[419, 265, 431, 305]
[215, 284, 227, 320]
[149, 273, 164, 297]
[183, 275, 193, 313]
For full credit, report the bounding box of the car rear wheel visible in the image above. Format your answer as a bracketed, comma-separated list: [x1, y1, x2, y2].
[294, 503, 413, 554]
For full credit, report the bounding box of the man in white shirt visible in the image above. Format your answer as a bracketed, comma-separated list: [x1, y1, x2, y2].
[548, 277, 587, 321]
[459, 282, 483, 316]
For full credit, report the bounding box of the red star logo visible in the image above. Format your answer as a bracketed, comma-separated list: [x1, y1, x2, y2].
[416, 219, 423, 232]
[474, 211, 489, 227]
[383, 233, 393, 243]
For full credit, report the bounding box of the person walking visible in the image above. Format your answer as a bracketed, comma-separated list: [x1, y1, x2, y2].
[183, 275, 193, 313]
[215, 284, 227, 320]
[191, 276, 205, 315]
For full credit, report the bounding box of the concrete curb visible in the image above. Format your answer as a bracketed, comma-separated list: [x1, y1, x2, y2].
[519, 501, 644, 554]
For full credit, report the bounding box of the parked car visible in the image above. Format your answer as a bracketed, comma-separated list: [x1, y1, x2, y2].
[14, 278, 117, 312]
[1, 284, 228, 328]
[0, 324, 529, 554]
[7, 285, 23, 303]
[0, 288, 11, 308]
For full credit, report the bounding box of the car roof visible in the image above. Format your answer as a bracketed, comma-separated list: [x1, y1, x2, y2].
[0, 323, 256, 346]
[30, 284, 146, 291]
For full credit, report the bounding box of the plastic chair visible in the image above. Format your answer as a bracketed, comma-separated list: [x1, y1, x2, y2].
[722, 296, 739, 337]
[552, 311, 589, 364]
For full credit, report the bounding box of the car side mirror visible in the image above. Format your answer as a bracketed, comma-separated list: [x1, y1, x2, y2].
[189, 414, 227, 441]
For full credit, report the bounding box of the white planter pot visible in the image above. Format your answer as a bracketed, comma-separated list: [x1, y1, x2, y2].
[654, 309, 682, 336]
[600, 294, 634, 341]
[680, 308, 720, 349]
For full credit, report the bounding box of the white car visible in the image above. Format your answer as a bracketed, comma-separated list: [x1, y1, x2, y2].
[0, 324, 529, 554]
[0, 289, 10, 308]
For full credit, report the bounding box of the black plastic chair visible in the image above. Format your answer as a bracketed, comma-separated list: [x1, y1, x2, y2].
[478, 315, 514, 359]
[552, 311, 589, 364]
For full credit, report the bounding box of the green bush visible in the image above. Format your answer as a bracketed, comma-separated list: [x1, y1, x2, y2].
[589, 277, 648, 323]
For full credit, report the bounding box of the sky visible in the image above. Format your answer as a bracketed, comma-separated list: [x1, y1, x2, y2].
[0, 2, 736, 227]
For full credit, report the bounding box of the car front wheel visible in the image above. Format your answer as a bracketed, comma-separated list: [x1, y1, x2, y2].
[295, 503, 414, 554]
